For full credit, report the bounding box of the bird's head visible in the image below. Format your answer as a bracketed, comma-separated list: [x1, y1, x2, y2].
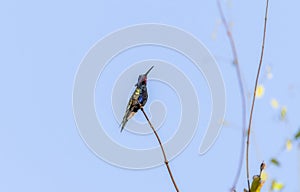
[135, 66, 154, 87]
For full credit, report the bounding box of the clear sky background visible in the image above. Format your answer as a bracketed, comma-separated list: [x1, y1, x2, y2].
[1, 0, 300, 191]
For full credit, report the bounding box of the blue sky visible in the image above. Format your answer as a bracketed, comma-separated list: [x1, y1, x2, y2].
[1, 0, 300, 191]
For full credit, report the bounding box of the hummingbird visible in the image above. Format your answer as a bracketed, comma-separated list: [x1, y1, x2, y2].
[120, 66, 154, 132]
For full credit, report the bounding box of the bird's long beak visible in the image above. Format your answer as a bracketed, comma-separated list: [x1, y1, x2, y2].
[144, 66, 154, 76]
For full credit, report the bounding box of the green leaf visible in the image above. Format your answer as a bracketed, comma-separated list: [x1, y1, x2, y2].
[280, 106, 287, 120]
[294, 129, 300, 140]
[250, 175, 261, 192]
[250, 175, 266, 192]
[270, 158, 280, 167]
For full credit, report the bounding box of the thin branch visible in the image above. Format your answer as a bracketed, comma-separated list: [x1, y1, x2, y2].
[140, 108, 180, 192]
[246, 0, 270, 191]
[217, 1, 248, 191]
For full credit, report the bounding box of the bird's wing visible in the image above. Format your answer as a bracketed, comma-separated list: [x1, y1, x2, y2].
[120, 88, 140, 132]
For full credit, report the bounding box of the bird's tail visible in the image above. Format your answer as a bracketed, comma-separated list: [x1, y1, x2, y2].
[119, 120, 127, 132]
[119, 111, 135, 132]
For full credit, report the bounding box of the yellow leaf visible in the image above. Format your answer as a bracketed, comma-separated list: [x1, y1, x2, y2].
[261, 171, 268, 181]
[286, 139, 292, 151]
[255, 85, 265, 98]
[270, 99, 279, 109]
[271, 180, 284, 191]
[280, 106, 287, 120]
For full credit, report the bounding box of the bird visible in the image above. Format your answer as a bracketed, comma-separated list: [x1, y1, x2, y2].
[120, 66, 154, 132]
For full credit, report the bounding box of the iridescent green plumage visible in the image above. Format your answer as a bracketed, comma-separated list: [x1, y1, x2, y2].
[120, 66, 154, 132]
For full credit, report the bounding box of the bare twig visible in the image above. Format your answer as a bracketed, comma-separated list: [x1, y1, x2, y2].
[140, 108, 180, 192]
[246, 0, 270, 191]
[217, 1, 248, 191]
